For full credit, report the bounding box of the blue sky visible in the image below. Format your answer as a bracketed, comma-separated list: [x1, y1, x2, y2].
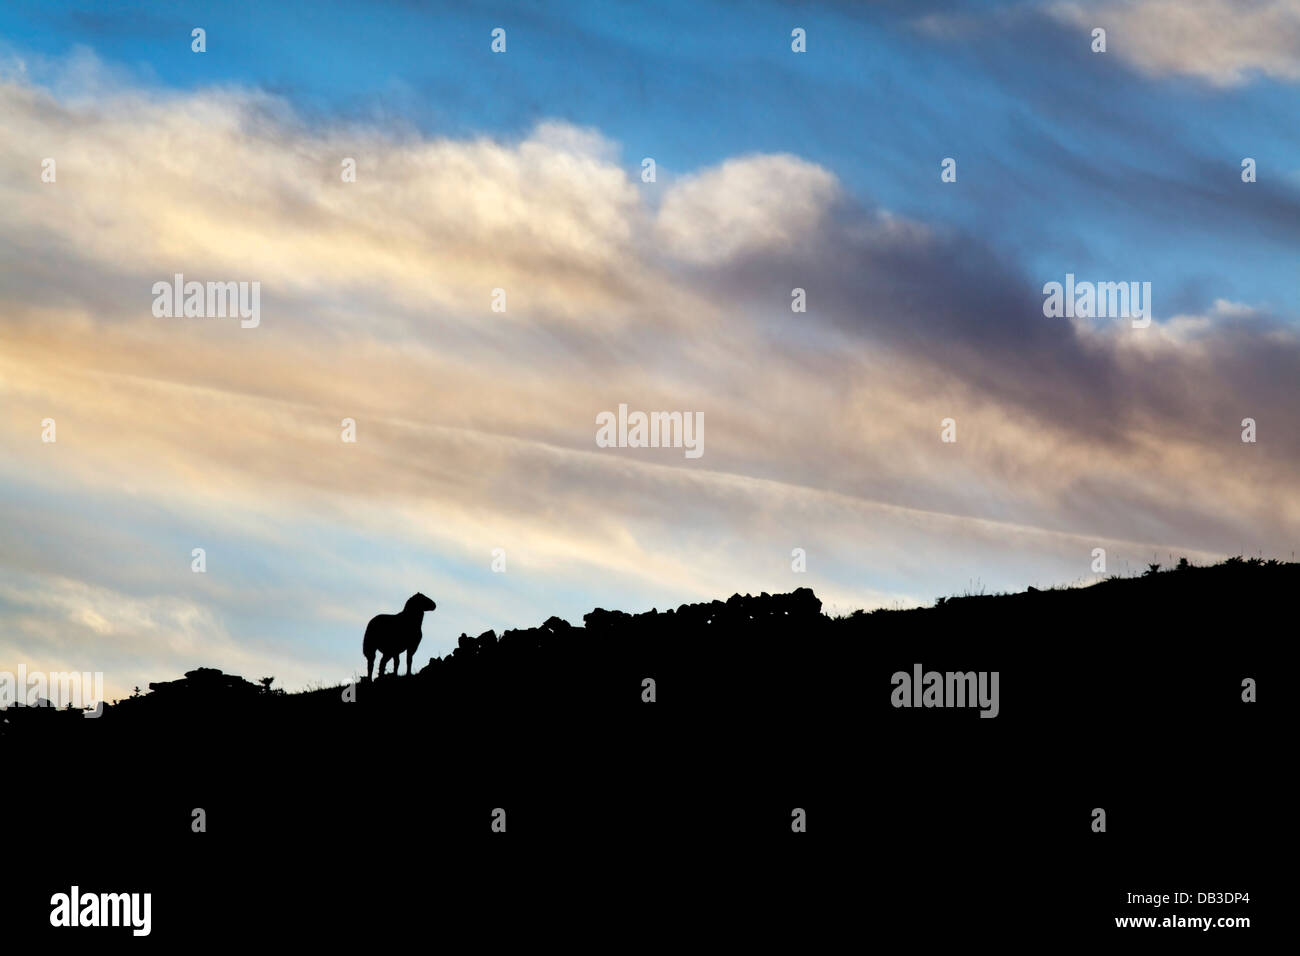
[2, 0, 1298, 699]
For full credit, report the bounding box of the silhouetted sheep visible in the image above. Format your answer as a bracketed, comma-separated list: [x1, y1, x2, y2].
[364, 593, 437, 679]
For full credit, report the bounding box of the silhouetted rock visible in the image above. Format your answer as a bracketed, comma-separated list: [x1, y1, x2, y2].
[146, 667, 262, 701]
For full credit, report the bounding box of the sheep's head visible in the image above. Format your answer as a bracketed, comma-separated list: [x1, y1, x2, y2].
[407, 592, 437, 612]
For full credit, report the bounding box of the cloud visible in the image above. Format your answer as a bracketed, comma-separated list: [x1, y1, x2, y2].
[914, 1, 1300, 87]
[0, 573, 309, 702]
[1, 54, 1296, 694]
[654, 155, 840, 265]
[1048, 0, 1300, 87]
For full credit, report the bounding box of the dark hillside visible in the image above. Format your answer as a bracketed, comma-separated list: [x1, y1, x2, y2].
[6, 560, 1280, 941]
